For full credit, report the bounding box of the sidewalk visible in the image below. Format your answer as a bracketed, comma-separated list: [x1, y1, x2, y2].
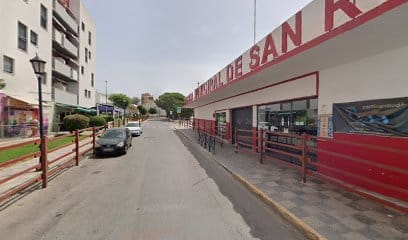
[0, 136, 93, 198]
[176, 127, 408, 240]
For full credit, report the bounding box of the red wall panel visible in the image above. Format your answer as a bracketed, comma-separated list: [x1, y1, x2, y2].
[318, 133, 408, 202]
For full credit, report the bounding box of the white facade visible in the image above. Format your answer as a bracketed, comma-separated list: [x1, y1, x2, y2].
[0, 0, 96, 131]
[78, 1, 96, 108]
[95, 91, 111, 105]
[0, 0, 53, 104]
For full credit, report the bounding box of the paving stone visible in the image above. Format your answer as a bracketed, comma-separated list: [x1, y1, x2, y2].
[327, 222, 350, 233]
[342, 231, 371, 240]
[280, 191, 297, 200]
[370, 223, 404, 239]
[338, 216, 366, 230]
[280, 200, 296, 209]
[353, 213, 377, 225]
[301, 216, 327, 229]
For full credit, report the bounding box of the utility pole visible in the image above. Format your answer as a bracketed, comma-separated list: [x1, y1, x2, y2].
[254, 0, 257, 45]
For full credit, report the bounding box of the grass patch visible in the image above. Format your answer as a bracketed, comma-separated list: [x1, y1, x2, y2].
[0, 135, 89, 164]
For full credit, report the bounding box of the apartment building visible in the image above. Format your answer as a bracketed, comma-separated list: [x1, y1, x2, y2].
[0, 0, 96, 134]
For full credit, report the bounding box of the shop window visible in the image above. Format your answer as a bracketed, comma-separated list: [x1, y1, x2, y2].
[18, 22, 27, 51]
[40, 4, 47, 29]
[30, 30, 38, 46]
[258, 98, 318, 135]
[3, 55, 14, 74]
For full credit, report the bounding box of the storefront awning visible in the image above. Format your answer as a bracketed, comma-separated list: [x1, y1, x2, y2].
[55, 103, 97, 114]
[8, 95, 38, 106]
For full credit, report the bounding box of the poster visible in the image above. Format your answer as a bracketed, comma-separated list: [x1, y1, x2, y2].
[333, 97, 408, 137]
[318, 114, 333, 138]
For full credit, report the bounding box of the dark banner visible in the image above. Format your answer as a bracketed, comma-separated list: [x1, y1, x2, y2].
[333, 97, 408, 137]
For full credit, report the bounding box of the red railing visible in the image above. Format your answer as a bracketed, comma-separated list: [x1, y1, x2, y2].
[0, 125, 107, 203]
[234, 128, 259, 154]
[232, 127, 408, 211]
[179, 118, 193, 129]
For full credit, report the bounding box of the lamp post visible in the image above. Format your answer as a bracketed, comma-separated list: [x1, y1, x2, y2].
[123, 99, 126, 126]
[30, 54, 46, 141]
[30, 54, 47, 185]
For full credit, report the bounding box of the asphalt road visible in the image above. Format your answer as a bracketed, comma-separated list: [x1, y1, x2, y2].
[0, 120, 303, 240]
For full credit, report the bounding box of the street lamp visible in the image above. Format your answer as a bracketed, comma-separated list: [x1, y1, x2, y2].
[30, 54, 46, 140]
[30, 54, 46, 179]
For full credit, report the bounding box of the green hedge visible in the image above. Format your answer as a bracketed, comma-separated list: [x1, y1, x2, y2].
[63, 114, 89, 131]
[89, 116, 106, 127]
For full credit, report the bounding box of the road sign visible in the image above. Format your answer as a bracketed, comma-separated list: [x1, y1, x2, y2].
[177, 107, 182, 114]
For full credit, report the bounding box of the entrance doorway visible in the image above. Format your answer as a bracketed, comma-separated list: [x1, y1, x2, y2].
[232, 107, 252, 144]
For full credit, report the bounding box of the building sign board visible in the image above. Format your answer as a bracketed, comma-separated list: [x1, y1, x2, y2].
[332, 97, 408, 137]
[186, 0, 404, 105]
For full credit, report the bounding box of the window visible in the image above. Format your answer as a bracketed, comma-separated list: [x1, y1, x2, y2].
[81, 66, 84, 74]
[91, 73, 94, 86]
[88, 91, 91, 98]
[40, 4, 47, 29]
[257, 98, 318, 135]
[85, 48, 88, 62]
[3, 56, 14, 74]
[81, 22, 85, 31]
[88, 31, 91, 45]
[18, 22, 28, 51]
[30, 31, 38, 46]
[88, 51, 91, 60]
[84, 89, 88, 97]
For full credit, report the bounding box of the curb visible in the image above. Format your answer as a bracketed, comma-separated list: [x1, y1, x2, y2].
[175, 128, 327, 240]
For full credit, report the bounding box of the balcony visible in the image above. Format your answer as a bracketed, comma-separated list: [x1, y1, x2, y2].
[53, 87, 78, 105]
[52, 58, 79, 82]
[52, 29, 78, 58]
[53, 0, 78, 36]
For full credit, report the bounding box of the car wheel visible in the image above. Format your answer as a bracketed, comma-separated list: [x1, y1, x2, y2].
[123, 145, 128, 155]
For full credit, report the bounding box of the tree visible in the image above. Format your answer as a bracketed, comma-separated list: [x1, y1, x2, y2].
[137, 105, 147, 115]
[109, 93, 132, 109]
[148, 107, 157, 115]
[131, 97, 140, 105]
[155, 92, 185, 117]
[181, 108, 193, 118]
[0, 79, 6, 90]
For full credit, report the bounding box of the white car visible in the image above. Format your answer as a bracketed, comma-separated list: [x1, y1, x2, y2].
[125, 122, 143, 136]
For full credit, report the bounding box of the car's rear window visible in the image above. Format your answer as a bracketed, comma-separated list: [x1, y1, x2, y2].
[101, 129, 125, 138]
[126, 123, 140, 127]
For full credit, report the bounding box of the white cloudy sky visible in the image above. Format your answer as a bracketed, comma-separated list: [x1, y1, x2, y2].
[83, 0, 313, 99]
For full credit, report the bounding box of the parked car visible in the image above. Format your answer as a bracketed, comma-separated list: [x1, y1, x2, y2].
[125, 122, 143, 136]
[94, 128, 132, 156]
